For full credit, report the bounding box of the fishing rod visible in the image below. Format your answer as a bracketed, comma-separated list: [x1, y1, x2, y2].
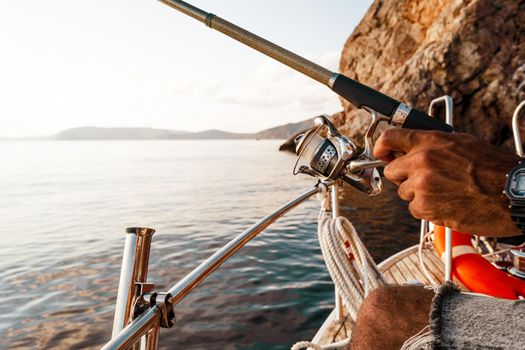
[158, 0, 453, 133]
[158, 0, 453, 196]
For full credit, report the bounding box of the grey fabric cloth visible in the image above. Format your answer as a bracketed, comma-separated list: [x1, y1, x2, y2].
[429, 282, 525, 350]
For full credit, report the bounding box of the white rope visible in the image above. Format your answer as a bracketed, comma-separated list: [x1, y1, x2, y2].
[291, 341, 323, 350]
[291, 338, 351, 350]
[291, 191, 386, 350]
[318, 211, 386, 319]
[400, 325, 433, 350]
[318, 215, 365, 318]
[482, 241, 525, 257]
[292, 197, 386, 350]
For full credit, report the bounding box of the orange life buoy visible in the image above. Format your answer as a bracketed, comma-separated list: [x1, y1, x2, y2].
[433, 225, 525, 299]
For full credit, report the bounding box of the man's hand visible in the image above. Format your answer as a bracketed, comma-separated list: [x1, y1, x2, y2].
[373, 128, 520, 237]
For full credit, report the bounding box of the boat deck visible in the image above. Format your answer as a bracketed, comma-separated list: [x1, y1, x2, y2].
[380, 243, 445, 285]
[312, 243, 445, 347]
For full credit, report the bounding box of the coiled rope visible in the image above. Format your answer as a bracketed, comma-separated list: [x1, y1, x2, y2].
[317, 211, 385, 319]
[291, 187, 385, 350]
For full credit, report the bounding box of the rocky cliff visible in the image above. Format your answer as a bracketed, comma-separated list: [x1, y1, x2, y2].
[337, 0, 525, 147]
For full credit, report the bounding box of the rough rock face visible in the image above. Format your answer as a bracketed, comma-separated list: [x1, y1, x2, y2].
[338, 0, 525, 148]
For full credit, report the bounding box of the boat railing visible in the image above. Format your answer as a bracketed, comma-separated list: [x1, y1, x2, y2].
[101, 183, 341, 350]
[419, 95, 454, 282]
[101, 94, 462, 350]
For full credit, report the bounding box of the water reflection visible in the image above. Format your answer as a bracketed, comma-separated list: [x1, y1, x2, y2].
[0, 140, 417, 349]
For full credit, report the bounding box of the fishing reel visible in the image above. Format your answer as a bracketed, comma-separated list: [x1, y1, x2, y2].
[293, 111, 388, 196]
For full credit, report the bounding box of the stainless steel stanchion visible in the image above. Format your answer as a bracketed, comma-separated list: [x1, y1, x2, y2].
[111, 227, 156, 338]
[429, 96, 454, 282]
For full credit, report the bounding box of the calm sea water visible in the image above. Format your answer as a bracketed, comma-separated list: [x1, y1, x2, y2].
[0, 140, 418, 350]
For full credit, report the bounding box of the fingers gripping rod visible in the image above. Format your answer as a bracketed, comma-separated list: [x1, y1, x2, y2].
[159, 0, 453, 133]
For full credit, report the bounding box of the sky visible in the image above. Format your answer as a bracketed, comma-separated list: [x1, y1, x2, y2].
[0, 0, 373, 138]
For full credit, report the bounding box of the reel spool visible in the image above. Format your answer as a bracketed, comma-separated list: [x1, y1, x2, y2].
[293, 115, 386, 196]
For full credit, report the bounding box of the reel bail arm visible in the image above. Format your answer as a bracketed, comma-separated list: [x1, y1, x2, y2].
[339, 108, 388, 196]
[294, 108, 388, 196]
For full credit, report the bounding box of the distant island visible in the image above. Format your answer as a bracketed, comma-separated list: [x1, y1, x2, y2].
[54, 118, 314, 141]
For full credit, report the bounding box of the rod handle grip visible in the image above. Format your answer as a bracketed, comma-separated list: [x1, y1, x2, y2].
[331, 74, 398, 117]
[403, 108, 453, 132]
